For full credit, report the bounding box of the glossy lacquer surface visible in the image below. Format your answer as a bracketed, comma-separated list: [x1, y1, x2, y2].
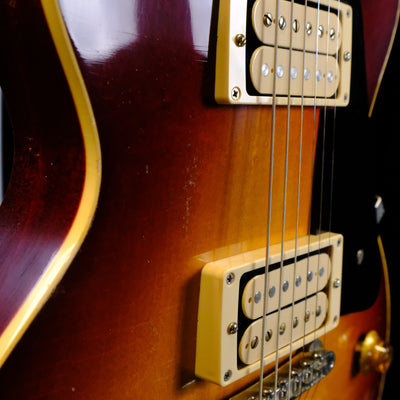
[0, 0, 387, 399]
[0, 0, 85, 343]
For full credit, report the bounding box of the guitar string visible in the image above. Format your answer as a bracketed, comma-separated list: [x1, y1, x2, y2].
[298, 1, 323, 398]
[258, 0, 282, 396]
[287, 0, 310, 397]
[272, 0, 297, 395]
[328, 0, 341, 236]
[310, 0, 328, 354]
[306, 1, 342, 399]
[321, 0, 342, 352]
[300, 0, 322, 374]
[314, 0, 334, 351]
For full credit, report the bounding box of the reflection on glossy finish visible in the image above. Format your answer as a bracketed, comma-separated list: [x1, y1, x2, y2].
[59, 0, 214, 62]
[59, 0, 138, 62]
[188, 0, 213, 56]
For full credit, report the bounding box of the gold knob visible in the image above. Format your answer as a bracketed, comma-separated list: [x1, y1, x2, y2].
[358, 330, 393, 374]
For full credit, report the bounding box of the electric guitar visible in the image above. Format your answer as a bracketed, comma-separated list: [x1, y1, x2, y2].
[0, 0, 398, 398]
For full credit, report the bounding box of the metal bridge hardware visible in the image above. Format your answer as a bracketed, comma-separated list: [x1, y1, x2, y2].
[229, 341, 335, 400]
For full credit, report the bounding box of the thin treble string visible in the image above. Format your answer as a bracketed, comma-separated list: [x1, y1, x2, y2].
[328, 0, 341, 241]
[302, 0, 322, 355]
[287, 0, 309, 396]
[273, 0, 296, 395]
[283, 0, 302, 397]
[315, 0, 335, 346]
[258, 0, 281, 397]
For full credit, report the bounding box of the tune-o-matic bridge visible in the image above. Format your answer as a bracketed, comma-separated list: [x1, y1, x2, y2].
[214, 0, 352, 106]
[195, 233, 343, 386]
[230, 341, 335, 399]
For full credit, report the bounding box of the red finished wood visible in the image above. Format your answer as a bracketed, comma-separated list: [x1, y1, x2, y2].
[0, 0, 85, 331]
[0, 0, 387, 399]
[361, 0, 399, 105]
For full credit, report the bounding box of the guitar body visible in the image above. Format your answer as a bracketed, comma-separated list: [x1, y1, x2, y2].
[0, 0, 395, 398]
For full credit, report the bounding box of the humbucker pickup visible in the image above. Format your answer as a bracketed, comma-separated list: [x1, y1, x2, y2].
[215, 0, 352, 106]
[195, 233, 343, 386]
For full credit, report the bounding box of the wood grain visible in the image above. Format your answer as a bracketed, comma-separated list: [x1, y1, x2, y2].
[0, 0, 85, 335]
[0, 0, 387, 399]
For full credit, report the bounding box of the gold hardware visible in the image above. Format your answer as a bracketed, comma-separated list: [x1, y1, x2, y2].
[357, 330, 393, 374]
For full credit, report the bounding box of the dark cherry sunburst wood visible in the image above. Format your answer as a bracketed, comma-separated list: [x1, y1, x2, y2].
[361, 0, 400, 106]
[0, 0, 390, 399]
[0, 1, 85, 333]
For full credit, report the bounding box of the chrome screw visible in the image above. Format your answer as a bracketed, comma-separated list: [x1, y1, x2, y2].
[317, 25, 324, 37]
[226, 272, 235, 285]
[254, 291, 262, 304]
[344, 51, 351, 61]
[333, 278, 341, 288]
[292, 19, 300, 32]
[265, 329, 273, 342]
[279, 16, 287, 30]
[234, 34, 246, 47]
[250, 336, 259, 349]
[304, 311, 311, 322]
[231, 87, 241, 101]
[224, 370, 232, 382]
[282, 281, 289, 292]
[269, 286, 276, 298]
[263, 12, 273, 27]
[306, 22, 312, 35]
[329, 27, 336, 40]
[279, 322, 286, 335]
[316, 305, 322, 317]
[295, 275, 302, 287]
[227, 322, 238, 335]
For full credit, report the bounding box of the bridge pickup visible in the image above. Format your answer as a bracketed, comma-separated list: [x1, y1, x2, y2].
[195, 233, 343, 386]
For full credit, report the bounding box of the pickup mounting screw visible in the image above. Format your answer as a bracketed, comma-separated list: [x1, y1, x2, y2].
[234, 34, 246, 47]
[344, 51, 351, 61]
[224, 370, 232, 382]
[329, 27, 336, 40]
[231, 87, 241, 101]
[226, 272, 235, 285]
[333, 278, 341, 288]
[263, 12, 273, 27]
[306, 22, 312, 35]
[227, 322, 238, 335]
